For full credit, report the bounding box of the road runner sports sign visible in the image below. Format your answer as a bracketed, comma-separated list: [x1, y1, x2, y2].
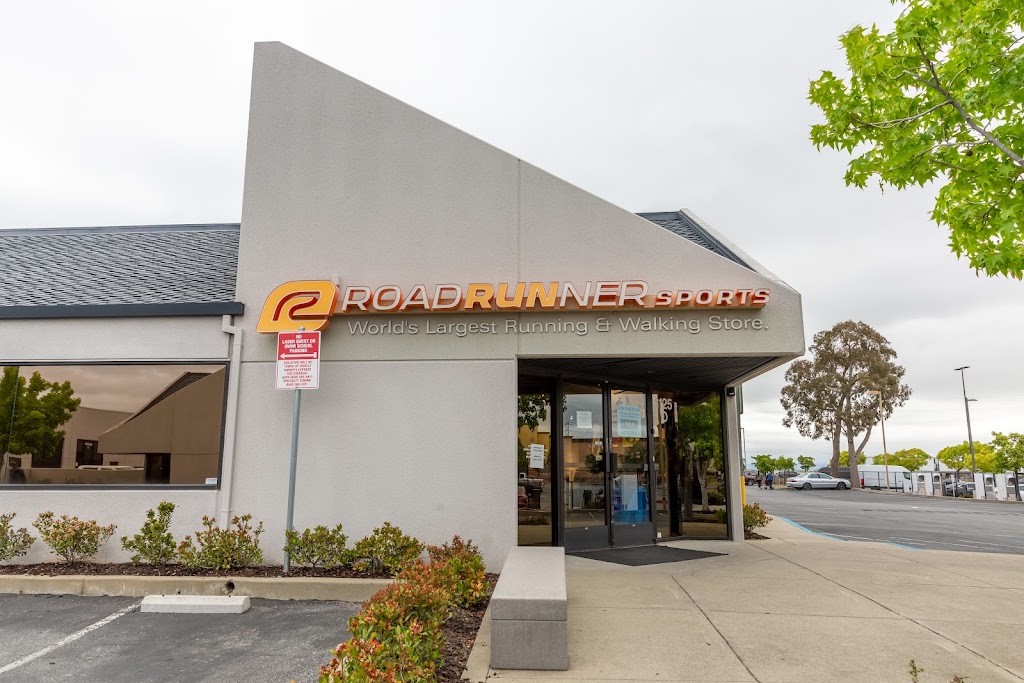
[256, 279, 770, 332]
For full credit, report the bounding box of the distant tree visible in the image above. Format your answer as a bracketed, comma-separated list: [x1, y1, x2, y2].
[797, 455, 816, 471]
[839, 450, 867, 467]
[992, 432, 1024, 501]
[781, 321, 911, 487]
[775, 456, 796, 474]
[809, 0, 1024, 279]
[0, 367, 80, 463]
[753, 454, 776, 475]
[873, 447, 930, 472]
[937, 441, 996, 475]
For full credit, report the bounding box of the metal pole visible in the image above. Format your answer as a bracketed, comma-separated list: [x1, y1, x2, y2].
[955, 367, 976, 473]
[283, 326, 306, 574]
[879, 398, 890, 493]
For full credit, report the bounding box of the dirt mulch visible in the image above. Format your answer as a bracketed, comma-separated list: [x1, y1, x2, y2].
[745, 531, 770, 540]
[438, 573, 497, 683]
[0, 562, 389, 579]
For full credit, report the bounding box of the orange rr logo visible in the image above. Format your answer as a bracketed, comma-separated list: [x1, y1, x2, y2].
[256, 280, 339, 333]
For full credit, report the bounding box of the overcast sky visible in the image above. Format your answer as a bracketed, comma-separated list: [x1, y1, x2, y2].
[2, 1, 1021, 466]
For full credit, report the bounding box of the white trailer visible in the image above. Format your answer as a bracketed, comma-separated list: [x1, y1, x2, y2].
[857, 464, 910, 490]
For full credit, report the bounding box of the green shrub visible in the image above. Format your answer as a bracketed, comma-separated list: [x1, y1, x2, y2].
[742, 503, 770, 534]
[319, 561, 449, 682]
[0, 513, 34, 562]
[427, 535, 487, 609]
[33, 512, 115, 563]
[707, 491, 726, 506]
[121, 501, 177, 565]
[349, 522, 423, 576]
[714, 508, 728, 525]
[283, 524, 347, 570]
[177, 514, 263, 570]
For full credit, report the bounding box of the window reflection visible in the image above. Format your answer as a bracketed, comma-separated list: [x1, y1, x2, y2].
[0, 364, 226, 486]
[653, 392, 727, 539]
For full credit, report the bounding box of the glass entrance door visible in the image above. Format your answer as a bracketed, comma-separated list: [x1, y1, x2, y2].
[562, 383, 609, 550]
[609, 389, 655, 546]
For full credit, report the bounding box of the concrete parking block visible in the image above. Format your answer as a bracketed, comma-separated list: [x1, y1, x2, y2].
[140, 595, 251, 614]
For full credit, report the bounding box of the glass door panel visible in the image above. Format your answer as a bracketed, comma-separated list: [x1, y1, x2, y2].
[610, 389, 655, 546]
[562, 383, 609, 550]
[518, 378, 554, 546]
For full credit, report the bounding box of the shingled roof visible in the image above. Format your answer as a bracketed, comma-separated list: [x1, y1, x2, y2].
[637, 211, 749, 269]
[0, 224, 243, 318]
[0, 213, 746, 319]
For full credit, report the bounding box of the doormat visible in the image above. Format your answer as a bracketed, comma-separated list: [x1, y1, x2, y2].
[569, 545, 726, 566]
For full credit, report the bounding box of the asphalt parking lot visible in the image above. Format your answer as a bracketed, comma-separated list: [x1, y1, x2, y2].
[0, 594, 358, 682]
[747, 485, 1024, 554]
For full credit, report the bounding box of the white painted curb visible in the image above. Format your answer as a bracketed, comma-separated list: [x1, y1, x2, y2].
[140, 595, 251, 614]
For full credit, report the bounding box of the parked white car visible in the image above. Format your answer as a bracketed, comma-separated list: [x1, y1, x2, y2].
[786, 472, 851, 490]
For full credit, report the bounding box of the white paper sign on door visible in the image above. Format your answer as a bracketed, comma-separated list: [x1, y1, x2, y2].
[529, 443, 545, 469]
[576, 410, 593, 429]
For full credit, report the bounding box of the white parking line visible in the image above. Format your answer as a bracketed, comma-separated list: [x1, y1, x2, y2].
[0, 602, 138, 675]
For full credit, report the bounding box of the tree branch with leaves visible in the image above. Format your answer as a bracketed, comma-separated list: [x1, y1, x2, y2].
[809, 0, 1024, 278]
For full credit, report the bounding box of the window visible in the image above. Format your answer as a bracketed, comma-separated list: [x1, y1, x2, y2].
[1, 364, 227, 486]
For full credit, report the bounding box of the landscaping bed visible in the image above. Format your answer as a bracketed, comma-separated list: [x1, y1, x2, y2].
[438, 573, 497, 683]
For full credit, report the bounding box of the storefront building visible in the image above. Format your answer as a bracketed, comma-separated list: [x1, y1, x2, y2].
[0, 43, 804, 567]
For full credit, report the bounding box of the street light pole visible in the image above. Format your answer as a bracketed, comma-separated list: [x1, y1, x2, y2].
[954, 367, 977, 474]
[867, 390, 889, 492]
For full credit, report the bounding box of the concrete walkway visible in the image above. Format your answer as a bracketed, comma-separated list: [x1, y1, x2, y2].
[468, 519, 1024, 682]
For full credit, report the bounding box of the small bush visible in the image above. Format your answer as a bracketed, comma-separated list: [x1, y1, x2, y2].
[742, 503, 770, 534]
[33, 512, 115, 563]
[320, 561, 450, 682]
[121, 501, 177, 565]
[177, 514, 263, 570]
[707, 491, 726, 506]
[284, 524, 348, 570]
[714, 508, 728, 525]
[349, 522, 423, 576]
[0, 513, 34, 562]
[427, 536, 487, 609]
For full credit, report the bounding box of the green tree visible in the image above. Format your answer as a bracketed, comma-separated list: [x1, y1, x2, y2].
[937, 441, 996, 473]
[873, 447, 930, 471]
[781, 321, 911, 487]
[992, 432, 1024, 500]
[839, 450, 867, 467]
[0, 367, 80, 463]
[811, 0, 1019, 278]
[797, 455, 816, 471]
[809, 0, 1024, 279]
[753, 454, 776, 474]
[775, 456, 796, 474]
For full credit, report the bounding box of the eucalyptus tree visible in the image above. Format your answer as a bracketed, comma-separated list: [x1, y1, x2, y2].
[781, 321, 911, 486]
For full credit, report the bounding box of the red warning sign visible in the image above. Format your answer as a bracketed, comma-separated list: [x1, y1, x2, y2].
[276, 331, 321, 390]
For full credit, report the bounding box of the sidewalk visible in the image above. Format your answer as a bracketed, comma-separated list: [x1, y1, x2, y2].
[467, 519, 1024, 682]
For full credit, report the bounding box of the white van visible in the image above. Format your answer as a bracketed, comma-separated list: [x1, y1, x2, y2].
[858, 464, 910, 490]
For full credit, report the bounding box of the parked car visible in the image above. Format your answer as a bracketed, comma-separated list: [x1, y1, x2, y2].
[786, 472, 850, 490]
[744, 471, 759, 486]
[943, 481, 976, 497]
[519, 472, 544, 492]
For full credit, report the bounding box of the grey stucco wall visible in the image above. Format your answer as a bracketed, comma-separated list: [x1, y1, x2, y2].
[229, 359, 517, 568]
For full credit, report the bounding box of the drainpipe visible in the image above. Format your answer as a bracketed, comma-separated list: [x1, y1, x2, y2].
[217, 315, 243, 525]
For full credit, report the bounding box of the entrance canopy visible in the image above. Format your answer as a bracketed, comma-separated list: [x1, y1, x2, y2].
[519, 355, 780, 391]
